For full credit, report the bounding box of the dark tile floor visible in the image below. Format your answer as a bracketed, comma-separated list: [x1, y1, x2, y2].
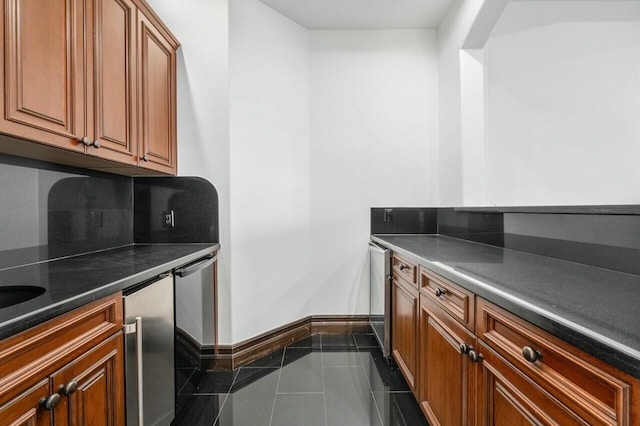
[174, 333, 429, 426]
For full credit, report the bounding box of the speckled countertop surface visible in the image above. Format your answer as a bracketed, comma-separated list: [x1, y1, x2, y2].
[372, 234, 640, 378]
[0, 243, 219, 340]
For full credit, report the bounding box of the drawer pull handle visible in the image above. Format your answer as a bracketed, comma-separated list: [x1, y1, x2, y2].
[435, 288, 446, 297]
[60, 380, 78, 396]
[399, 264, 408, 271]
[468, 350, 483, 363]
[522, 346, 543, 363]
[39, 393, 61, 410]
[460, 342, 471, 354]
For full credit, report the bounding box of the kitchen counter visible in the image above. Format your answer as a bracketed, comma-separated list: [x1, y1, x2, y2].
[0, 243, 219, 340]
[372, 234, 640, 378]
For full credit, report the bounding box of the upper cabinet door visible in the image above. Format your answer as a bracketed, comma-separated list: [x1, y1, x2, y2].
[0, 0, 85, 151]
[137, 10, 177, 175]
[86, 0, 137, 164]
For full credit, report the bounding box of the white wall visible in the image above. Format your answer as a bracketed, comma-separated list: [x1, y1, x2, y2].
[143, 0, 232, 342]
[229, 0, 312, 343]
[485, 1, 640, 205]
[308, 30, 438, 315]
[437, 0, 487, 206]
[146, 0, 439, 344]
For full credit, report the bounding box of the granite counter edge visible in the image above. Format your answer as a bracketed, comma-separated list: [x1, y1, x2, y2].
[371, 235, 640, 379]
[0, 244, 219, 341]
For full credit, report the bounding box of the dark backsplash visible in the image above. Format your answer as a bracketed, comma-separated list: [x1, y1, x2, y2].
[133, 177, 218, 244]
[370, 208, 437, 234]
[0, 155, 133, 270]
[0, 154, 219, 271]
[437, 209, 504, 247]
[373, 206, 640, 276]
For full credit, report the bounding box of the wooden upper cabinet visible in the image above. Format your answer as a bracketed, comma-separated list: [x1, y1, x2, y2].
[0, 0, 179, 174]
[85, 0, 138, 165]
[0, 0, 85, 152]
[137, 9, 177, 175]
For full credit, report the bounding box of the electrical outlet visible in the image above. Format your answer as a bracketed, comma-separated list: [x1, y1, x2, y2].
[91, 210, 103, 228]
[384, 209, 393, 223]
[163, 210, 175, 227]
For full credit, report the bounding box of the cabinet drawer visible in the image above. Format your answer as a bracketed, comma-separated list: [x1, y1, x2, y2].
[0, 292, 123, 403]
[392, 253, 417, 286]
[420, 268, 474, 331]
[476, 298, 639, 426]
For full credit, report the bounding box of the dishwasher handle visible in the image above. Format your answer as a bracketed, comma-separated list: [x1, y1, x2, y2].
[175, 255, 216, 277]
[368, 241, 388, 255]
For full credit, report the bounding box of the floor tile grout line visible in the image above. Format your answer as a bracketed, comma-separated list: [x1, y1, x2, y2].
[356, 346, 387, 425]
[359, 363, 385, 426]
[320, 335, 329, 426]
[176, 368, 197, 396]
[181, 392, 229, 396]
[267, 345, 286, 426]
[238, 366, 280, 369]
[211, 369, 239, 426]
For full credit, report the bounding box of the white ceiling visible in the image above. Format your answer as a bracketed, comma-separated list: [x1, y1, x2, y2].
[258, 0, 456, 30]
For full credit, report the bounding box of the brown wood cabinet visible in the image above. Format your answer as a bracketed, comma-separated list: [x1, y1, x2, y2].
[137, 7, 177, 174]
[0, 379, 53, 426]
[0, 293, 125, 426]
[0, 0, 179, 175]
[0, 0, 85, 154]
[391, 254, 419, 392]
[476, 340, 592, 426]
[85, 0, 139, 166]
[476, 298, 639, 426]
[389, 256, 640, 426]
[418, 291, 475, 426]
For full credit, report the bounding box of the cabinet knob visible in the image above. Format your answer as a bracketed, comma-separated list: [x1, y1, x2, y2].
[91, 139, 101, 149]
[522, 346, 542, 363]
[79, 136, 91, 146]
[39, 393, 61, 410]
[60, 380, 78, 396]
[435, 288, 446, 297]
[142, 154, 149, 162]
[459, 342, 471, 354]
[399, 264, 407, 271]
[468, 350, 483, 363]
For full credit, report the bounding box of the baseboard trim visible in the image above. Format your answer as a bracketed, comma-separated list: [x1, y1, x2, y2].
[311, 315, 372, 334]
[175, 327, 216, 370]
[202, 315, 371, 370]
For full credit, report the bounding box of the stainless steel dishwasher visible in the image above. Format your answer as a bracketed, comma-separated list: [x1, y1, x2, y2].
[175, 254, 217, 349]
[123, 273, 175, 426]
[369, 241, 391, 358]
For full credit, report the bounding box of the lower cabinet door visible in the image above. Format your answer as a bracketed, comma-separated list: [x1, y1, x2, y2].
[392, 277, 418, 391]
[418, 295, 475, 426]
[0, 379, 54, 426]
[51, 332, 125, 426]
[476, 341, 588, 426]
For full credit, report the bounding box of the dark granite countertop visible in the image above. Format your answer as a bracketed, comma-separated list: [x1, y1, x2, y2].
[371, 234, 640, 378]
[0, 243, 219, 340]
